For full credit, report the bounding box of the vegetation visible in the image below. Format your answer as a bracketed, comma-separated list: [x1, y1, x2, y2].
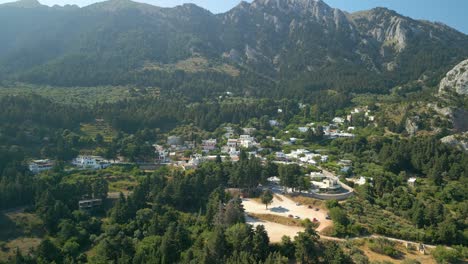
[260, 190, 274, 209]
[0, 1, 467, 263]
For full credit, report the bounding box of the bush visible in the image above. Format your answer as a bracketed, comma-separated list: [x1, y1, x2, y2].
[432, 246, 462, 264]
[368, 238, 401, 258]
[0, 241, 7, 251]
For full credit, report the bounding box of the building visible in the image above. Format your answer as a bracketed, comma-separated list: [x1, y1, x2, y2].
[408, 177, 417, 187]
[298, 127, 309, 133]
[154, 144, 169, 163]
[312, 177, 341, 191]
[79, 199, 102, 210]
[29, 159, 54, 174]
[333, 117, 345, 124]
[227, 139, 239, 148]
[72, 156, 110, 170]
[239, 135, 255, 148]
[269, 120, 279, 127]
[202, 139, 217, 152]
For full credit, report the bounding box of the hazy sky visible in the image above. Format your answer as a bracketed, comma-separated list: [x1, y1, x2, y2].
[2, 0, 467, 34]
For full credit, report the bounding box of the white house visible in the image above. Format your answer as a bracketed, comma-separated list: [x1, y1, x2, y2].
[333, 117, 345, 124]
[239, 135, 255, 148]
[29, 159, 54, 174]
[408, 177, 417, 187]
[227, 139, 239, 148]
[73, 156, 110, 170]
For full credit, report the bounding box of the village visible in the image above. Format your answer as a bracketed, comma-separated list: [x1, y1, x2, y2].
[24, 104, 430, 245]
[27, 105, 386, 196]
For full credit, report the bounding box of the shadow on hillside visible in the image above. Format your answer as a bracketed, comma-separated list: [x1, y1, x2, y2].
[0, 212, 22, 241]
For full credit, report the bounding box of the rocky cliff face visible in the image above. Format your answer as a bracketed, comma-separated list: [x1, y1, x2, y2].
[439, 59, 468, 95]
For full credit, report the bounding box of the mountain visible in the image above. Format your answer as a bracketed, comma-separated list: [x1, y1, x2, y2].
[0, 0, 467, 94]
[439, 59, 468, 95]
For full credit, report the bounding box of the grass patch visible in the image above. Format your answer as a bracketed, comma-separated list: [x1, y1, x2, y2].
[80, 122, 117, 143]
[286, 195, 325, 210]
[368, 238, 402, 259]
[342, 197, 425, 242]
[142, 56, 240, 77]
[0, 211, 44, 261]
[248, 213, 306, 227]
[0, 84, 158, 106]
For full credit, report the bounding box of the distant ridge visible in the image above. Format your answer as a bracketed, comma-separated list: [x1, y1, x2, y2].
[0, 0, 466, 91]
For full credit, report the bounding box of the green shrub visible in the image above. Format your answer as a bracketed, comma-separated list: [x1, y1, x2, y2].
[368, 238, 401, 258]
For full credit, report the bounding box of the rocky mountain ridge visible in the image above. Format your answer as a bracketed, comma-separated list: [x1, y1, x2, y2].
[0, 0, 467, 91]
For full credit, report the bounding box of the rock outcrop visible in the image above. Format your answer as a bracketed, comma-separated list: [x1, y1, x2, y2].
[441, 133, 468, 152]
[405, 116, 420, 136]
[439, 59, 468, 95]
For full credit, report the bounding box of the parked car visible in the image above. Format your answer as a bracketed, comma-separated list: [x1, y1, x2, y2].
[325, 214, 331, 220]
[308, 205, 313, 209]
[294, 216, 300, 219]
[313, 218, 319, 222]
[288, 214, 294, 218]
[314, 208, 319, 211]
[296, 202, 302, 206]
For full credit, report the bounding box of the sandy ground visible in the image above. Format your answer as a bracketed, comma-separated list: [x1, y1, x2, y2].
[246, 215, 304, 243]
[242, 194, 333, 242]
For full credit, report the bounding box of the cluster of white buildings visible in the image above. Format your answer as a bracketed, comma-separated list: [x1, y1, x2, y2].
[222, 134, 259, 159]
[275, 149, 328, 165]
[310, 172, 341, 191]
[347, 106, 375, 122]
[72, 156, 111, 170]
[28, 155, 112, 174]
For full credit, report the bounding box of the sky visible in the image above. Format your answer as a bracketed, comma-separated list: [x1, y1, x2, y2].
[2, 0, 467, 34]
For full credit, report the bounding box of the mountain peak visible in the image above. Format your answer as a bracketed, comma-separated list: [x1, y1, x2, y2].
[252, 0, 328, 10]
[85, 0, 158, 12]
[1, 0, 44, 8]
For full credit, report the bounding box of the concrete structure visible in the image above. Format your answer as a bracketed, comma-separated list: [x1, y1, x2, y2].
[202, 139, 217, 152]
[79, 199, 102, 210]
[29, 159, 54, 174]
[227, 139, 239, 148]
